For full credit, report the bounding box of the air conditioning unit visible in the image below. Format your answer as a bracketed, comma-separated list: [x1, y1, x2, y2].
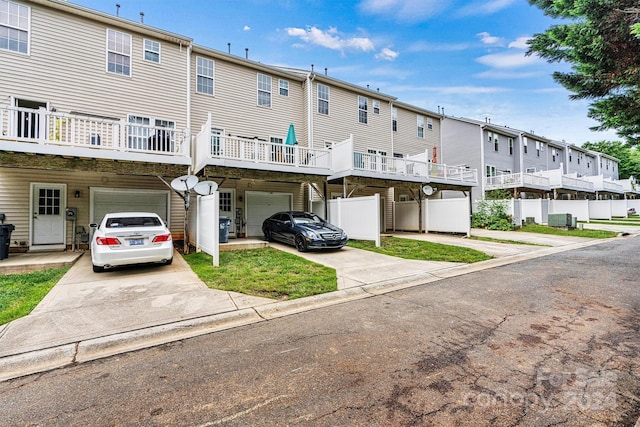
[548, 213, 573, 227]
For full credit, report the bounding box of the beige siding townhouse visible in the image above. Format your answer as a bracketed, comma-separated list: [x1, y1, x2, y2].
[0, 0, 192, 251]
[189, 48, 333, 238]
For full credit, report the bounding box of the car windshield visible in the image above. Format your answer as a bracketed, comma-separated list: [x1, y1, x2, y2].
[106, 216, 162, 228]
[292, 213, 323, 225]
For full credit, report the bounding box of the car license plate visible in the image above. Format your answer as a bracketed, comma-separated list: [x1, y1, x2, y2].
[129, 239, 144, 246]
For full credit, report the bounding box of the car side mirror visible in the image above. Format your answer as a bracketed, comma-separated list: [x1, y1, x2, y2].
[89, 223, 97, 229]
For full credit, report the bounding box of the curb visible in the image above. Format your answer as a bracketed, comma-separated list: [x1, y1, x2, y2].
[0, 234, 624, 382]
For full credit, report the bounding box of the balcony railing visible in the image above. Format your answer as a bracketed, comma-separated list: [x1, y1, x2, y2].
[485, 172, 550, 191]
[352, 151, 478, 183]
[561, 175, 595, 192]
[0, 105, 187, 157]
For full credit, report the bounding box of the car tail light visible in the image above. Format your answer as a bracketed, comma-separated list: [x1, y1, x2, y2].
[96, 236, 121, 246]
[152, 233, 172, 243]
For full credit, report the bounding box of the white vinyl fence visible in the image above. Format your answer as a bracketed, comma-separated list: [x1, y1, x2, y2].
[394, 197, 471, 235]
[328, 194, 381, 246]
[196, 193, 220, 266]
[475, 198, 638, 225]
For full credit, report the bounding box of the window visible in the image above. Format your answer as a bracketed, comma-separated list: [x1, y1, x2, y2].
[279, 79, 289, 96]
[417, 115, 424, 138]
[127, 115, 175, 152]
[211, 128, 223, 155]
[373, 100, 380, 115]
[143, 39, 160, 63]
[219, 192, 232, 213]
[486, 165, 496, 177]
[427, 117, 433, 130]
[257, 73, 271, 107]
[508, 138, 513, 155]
[38, 188, 60, 215]
[317, 84, 329, 115]
[536, 141, 541, 157]
[569, 149, 572, 162]
[0, 0, 29, 54]
[358, 96, 368, 124]
[196, 57, 214, 95]
[552, 148, 557, 162]
[526, 167, 536, 173]
[523, 139, 528, 154]
[399, 195, 409, 202]
[107, 29, 131, 76]
[392, 107, 397, 132]
[494, 134, 499, 152]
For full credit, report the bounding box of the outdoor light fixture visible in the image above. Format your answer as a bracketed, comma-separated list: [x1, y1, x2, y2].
[74, 190, 80, 198]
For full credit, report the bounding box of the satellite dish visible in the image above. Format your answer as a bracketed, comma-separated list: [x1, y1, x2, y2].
[422, 185, 434, 196]
[170, 175, 198, 192]
[194, 180, 218, 196]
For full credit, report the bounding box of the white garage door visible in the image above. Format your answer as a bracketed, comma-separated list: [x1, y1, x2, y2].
[91, 188, 170, 225]
[245, 191, 292, 237]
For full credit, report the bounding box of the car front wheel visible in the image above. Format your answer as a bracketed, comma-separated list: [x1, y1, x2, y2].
[294, 234, 308, 252]
[264, 229, 273, 242]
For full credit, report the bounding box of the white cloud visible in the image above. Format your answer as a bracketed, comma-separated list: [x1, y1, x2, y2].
[243, 25, 251, 31]
[359, 0, 449, 22]
[476, 31, 504, 46]
[286, 26, 375, 53]
[458, 0, 516, 16]
[508, 36, 531, 49]
[407, 41, 470, 52]
[476, 51, 541, 68]
[474, 70, 542, 79]
[375, 47, 399, 61]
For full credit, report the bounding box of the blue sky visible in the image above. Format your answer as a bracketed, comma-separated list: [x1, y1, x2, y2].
[74, 0, 620, 145]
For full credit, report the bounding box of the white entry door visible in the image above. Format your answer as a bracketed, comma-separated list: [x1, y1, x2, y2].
[31, 183, 66, 248]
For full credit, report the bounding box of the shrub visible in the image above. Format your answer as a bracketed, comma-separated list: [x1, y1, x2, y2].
[472, 198, 514, 231]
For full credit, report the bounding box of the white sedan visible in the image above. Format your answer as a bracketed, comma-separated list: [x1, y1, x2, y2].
[90, 212, 174, 272]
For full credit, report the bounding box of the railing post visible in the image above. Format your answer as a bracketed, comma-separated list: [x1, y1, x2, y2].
[38, 107, 47, 144]
[119, 120, 126, 151]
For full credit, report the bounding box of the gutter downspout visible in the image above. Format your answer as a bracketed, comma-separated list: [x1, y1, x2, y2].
[306, 72, 315, 148]
[186, 43, 193, 174]
[479, 124, 486, 200]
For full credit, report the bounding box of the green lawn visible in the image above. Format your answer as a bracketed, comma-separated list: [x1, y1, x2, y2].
[517, 224, 618, 238]
[0, 267, 69, 325]
[183, 248, 337, 300]
[348, 237, 492, 263]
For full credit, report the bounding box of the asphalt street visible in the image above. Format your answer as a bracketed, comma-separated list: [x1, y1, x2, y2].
[0, 235, 638, 426]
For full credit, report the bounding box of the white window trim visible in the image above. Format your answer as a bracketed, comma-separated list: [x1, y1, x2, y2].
[373, 100, 380, 115]
[358, 96, 368, 124]
[278, 79, 289, 96]
[0, 0, 30, 55]
[417, 115, 424, 138]
[317, 84, 329, 115]
[106, 28, 132, 76]
[427, 117, 433, 130]
[196, 56, 215, 95]
[257, 73, 272, 108]
[143, 39, 161, 64]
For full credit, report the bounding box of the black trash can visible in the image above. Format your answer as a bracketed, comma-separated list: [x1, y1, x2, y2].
[219, 216, 231, 243]
[0, 224, 15, 260]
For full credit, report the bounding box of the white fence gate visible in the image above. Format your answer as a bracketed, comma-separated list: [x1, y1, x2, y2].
[395, 197, 470, 235]
[196, 193, 220, 266]
[328, 194, 381, 246]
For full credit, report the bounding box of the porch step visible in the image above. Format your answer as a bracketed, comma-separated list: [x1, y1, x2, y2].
[219, 239, 268, 252]
[0, 251, 85, 275]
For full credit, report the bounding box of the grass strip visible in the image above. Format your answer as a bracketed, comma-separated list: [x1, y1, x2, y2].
[184, 248, 337, 300]
[0, 267, 69, 325]
[348, 237, 492, 263]
[517, 224, 617, 238]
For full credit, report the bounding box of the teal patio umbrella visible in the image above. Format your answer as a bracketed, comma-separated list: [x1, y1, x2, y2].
[285, 123, 297, 145]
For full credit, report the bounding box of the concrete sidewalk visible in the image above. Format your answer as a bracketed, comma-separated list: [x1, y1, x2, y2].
[0, 229, 631, 382]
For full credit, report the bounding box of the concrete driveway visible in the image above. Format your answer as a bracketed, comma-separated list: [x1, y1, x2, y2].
[0, 251, 272, 358]
[268, 242, 463, 290]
